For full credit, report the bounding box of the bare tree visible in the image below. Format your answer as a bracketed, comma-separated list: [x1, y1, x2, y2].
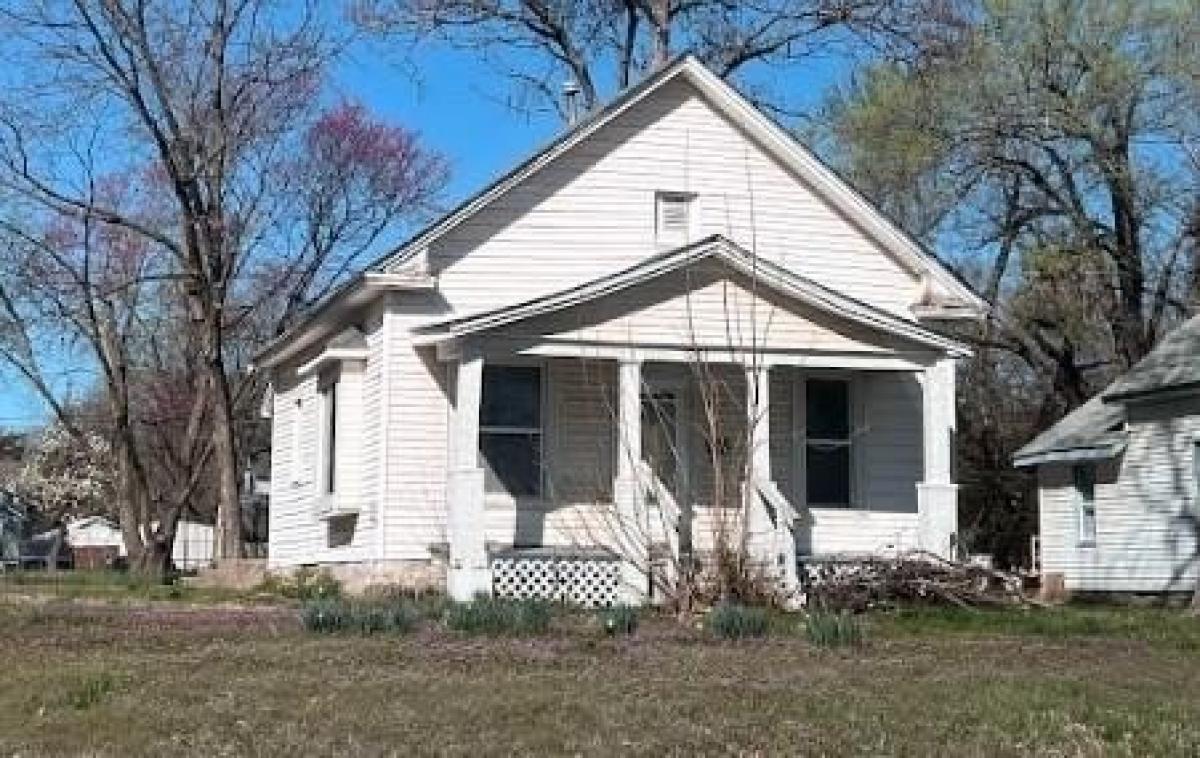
[0, 178, 203, 574]
[355, 0, 960, 121]
[0, 2, 448, 568]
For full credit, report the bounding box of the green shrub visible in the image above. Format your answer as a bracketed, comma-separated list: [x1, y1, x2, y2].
[301, 598, 351, 633]
[706, 603, 769, 640]
[301, 598, 421, 635]
[263, 567, 342, 601]
[599, 604, 639, 636]
[445, 597, 553, 636]
[805, 610, 864, 648]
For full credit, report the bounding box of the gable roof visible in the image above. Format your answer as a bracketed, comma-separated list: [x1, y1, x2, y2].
[1012, 393, 1127, 468]
[1014, 314, 1200, 468]
[1103, 315, 1200, 402]
[379, 55, 984, 316]
[413, 235, 970, 356]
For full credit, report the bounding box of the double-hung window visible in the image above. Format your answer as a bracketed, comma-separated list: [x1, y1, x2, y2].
[1074, 463, 1096, 546]
[480, 365, 543, 497]
[319, 374, 338, 496]
[805, 379, 852, 507]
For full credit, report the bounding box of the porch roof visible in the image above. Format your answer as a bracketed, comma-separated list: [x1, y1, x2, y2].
[412, 235, 970, 357]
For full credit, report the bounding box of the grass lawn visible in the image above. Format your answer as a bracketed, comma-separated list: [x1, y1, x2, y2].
[2, 592, 1200, 756]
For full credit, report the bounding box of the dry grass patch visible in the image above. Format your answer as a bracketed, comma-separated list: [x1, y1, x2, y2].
[1, 601, 1199, 755]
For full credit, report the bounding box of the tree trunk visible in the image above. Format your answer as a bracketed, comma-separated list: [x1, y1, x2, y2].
[130, 538, 173, 581]
[649, 0, 670, 67]
[207, 352, 243, 560]
[112, 424, 160, 577]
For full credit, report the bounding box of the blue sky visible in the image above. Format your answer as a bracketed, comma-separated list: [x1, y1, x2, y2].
[0, 43, 853, 431]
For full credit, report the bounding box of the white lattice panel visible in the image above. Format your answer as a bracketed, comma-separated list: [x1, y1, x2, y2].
[491, 554, 621, 607]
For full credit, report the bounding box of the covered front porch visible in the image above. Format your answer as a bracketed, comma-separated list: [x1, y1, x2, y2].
[417, 237, 964, 604]
[436, 346, 958, 604]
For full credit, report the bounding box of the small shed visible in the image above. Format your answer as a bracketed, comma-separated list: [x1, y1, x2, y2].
[66, 516, 126, 569]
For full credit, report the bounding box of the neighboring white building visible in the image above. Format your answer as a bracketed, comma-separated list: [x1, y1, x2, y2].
[66, 516, 127, 556]
[65, 516, 215, 571]
[254, 56, 985, 604]
[1015, 315, 1200, 594]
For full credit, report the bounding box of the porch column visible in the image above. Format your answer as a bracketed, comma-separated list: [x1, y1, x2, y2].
[446, 344, 490, 600]
[744, 363, 798, 594]
[746, 363, 771, 483]
[917, 357, 959, 560]
[613, 358, 648, 604]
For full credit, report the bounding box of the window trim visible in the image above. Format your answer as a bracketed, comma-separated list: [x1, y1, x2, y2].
[1073, 463, 1097, 548]
[796, 374, 857, 509]
[479, 362, 547, 501]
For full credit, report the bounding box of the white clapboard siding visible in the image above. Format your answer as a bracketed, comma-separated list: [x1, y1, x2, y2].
[857, 372, 923, 513]
[268, 371, 321, 567]
[418, 77, 922, 319]
[494, 263, 920, 356]
[378, 300, 453, 561]
[800, 509, 920, 555]
[267, 315, 384, 568]
[1039, 399, 1200, 592]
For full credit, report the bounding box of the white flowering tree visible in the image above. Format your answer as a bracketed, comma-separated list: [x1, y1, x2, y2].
[5, 424, 115, 524]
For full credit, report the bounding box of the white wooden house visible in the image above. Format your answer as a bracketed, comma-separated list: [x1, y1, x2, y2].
[254, 56, 985, 604]
[1015, 315, 1200, 594]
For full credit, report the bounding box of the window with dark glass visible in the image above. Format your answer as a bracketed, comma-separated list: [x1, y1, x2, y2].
[320, 379, 337, 495]
[480, 365, 543, 497]
[805, 379, 851, 507]
[1074, 463, 1096, 545]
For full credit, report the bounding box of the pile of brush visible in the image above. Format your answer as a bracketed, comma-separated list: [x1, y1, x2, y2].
[801, 551, 1030, 612]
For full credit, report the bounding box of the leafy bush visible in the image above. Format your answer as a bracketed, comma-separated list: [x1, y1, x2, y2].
[263, 567, 342, 601]
[706, 603, 769, 640]
[445, 597, 553, 636]
[805, 610, 864, 648]
[599, 604, 639, 636]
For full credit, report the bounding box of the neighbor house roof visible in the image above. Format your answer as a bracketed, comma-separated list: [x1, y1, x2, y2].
[1103, 315, 1200, 402]
[413, 235, 971, 357]
[256, 54, 986, 372]
[1012, 393, 1128, 468]
[1014, 314, 1200, 468]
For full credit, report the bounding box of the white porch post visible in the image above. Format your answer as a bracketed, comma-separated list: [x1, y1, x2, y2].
[613, 358, 648, 604]
[446, 344, 490, 600]
[917, 357, 959, 560]
[745, 363, 798, 592]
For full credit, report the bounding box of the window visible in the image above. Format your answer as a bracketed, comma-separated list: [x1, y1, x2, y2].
[655, 191, 694, 245]
[1192, 440, 1200, 508]
[319, 376, 338, 495]
[480, 365, 543, 497]
[291, 397, 305, 484]
[1074, 464, 1096, 546]
[805, 379, 852, 507]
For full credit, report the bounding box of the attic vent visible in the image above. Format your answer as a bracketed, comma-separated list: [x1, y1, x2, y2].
[656, 191, 695, 245]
